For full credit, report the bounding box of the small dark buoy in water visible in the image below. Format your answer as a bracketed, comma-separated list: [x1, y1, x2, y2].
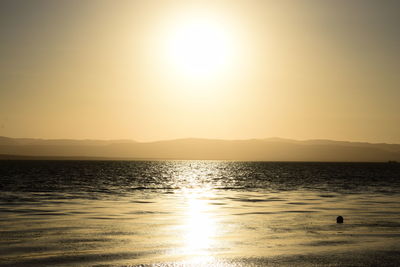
[336, 216, 344, 224]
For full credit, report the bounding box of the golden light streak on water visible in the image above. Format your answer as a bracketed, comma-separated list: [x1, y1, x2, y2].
[180, 189, 217, 262]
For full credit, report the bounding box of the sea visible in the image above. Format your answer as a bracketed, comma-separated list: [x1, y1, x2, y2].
[0, 160, 400, 266]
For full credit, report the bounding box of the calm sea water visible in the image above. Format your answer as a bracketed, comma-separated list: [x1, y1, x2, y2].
[1, 160, 400, 266]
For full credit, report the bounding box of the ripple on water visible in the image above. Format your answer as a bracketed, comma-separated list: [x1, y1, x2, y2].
[0, 161, 399, 266]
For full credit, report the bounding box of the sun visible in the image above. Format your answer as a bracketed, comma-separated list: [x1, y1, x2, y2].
[163, 13, 236, 81]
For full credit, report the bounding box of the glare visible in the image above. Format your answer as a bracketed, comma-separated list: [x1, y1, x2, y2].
[164, 14, 236, 81]
[178, 187, 218, 263]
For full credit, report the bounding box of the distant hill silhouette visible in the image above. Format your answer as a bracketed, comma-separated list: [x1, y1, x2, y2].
[0, 136, 399, 162]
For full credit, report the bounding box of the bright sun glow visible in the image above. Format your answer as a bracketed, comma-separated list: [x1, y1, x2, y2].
[163, 13, 236, 81]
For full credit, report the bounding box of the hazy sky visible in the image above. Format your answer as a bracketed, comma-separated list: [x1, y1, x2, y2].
[1, 0, 399, 143]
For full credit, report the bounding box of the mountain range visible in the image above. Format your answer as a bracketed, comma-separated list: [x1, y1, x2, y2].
[1, 136, 399, 162]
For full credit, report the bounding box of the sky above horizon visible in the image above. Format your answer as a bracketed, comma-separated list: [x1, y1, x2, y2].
[1, 0, 399, 143]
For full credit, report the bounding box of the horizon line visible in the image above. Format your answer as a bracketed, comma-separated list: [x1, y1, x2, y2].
[1, 135, 399, 146]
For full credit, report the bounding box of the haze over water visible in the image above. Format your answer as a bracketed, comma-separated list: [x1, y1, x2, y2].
[1, 160, 400, 266]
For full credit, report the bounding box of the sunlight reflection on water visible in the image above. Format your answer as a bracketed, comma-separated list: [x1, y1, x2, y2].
[1, 161, 400, 266]
[169, 168, 220, 263]
[179, 189, 218, 263]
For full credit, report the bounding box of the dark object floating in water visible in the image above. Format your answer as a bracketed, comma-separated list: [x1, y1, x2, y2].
[337, 216, 344, 223]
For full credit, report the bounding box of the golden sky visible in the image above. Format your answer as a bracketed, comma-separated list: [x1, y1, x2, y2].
[0, 0, 399, 143]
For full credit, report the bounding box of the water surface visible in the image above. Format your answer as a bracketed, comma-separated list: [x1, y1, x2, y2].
[1, 161, 399, 266]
